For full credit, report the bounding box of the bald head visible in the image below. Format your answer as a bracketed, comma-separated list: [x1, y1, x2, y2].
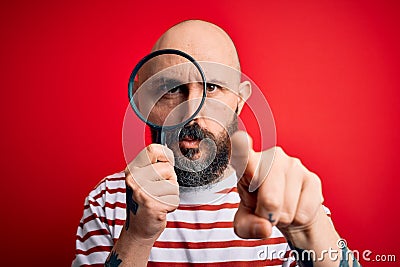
[152, 20, 240, 71]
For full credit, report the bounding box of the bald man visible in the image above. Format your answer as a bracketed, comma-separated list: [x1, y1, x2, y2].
[73, 20, 359, 267]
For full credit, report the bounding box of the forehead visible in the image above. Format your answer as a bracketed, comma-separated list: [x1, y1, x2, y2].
[153, 22, 239, 68]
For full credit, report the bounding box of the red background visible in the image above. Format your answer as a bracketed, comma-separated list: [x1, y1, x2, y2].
[1, 0, 399, 266]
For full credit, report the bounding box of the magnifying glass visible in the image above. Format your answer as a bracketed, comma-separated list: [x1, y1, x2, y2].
[128, 49, 207, 145]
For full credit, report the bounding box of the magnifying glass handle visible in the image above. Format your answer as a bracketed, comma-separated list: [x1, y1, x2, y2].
[154, 129, 166, 145]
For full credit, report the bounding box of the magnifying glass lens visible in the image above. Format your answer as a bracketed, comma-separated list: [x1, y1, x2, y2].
[131, 53, 205, 128]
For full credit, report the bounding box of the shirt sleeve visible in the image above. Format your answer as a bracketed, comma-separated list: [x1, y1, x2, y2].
[72, 193, 113, 266]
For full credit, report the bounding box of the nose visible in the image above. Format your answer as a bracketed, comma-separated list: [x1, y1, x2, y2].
[185, 82, 206, 120]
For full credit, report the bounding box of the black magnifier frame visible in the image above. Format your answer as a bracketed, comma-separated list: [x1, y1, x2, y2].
[128, 49, 207, 144]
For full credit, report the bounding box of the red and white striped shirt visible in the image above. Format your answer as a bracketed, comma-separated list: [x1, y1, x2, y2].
[73, 171, 299, 266]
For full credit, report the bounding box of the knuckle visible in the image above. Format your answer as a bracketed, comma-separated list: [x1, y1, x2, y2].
[274, 146, 285, 156]
[156, 212, 167, 222]
[262, 197, 281, 211]
[146, 144, 154, 154]
[278, 211, 295, 226]
[157, 163, 175, 179]
[313, 173, 322, 184]
[293, 211, 313, 226]
[291, 157, 302, 167]
[146, 144, 162, 156]
[309, 172, 322, 187]
[273, 146, 288, 163]
[163, 164, 177, 179]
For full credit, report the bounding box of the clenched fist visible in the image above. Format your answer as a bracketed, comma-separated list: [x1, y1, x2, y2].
[124, 144, 180, 245]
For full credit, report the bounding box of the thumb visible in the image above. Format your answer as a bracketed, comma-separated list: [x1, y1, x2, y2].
[234, 202, 272, 239]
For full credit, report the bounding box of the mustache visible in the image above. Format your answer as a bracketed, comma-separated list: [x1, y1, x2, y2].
[178, 123, 207, 141]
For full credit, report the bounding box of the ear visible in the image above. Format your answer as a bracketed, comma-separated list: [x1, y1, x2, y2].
[236, 81, 252, 115]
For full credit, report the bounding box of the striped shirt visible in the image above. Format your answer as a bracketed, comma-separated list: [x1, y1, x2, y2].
[73, 171, 300, 266]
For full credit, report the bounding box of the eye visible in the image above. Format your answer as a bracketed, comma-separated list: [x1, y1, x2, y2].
[207, 83, 222, 93]
[166, 86, 183, 95]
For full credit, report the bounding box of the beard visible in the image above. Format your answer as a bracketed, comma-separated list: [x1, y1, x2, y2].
[151, 115, 238, 188]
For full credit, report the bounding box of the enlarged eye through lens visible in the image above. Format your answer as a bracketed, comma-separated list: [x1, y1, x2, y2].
[129, 50, 207, 132]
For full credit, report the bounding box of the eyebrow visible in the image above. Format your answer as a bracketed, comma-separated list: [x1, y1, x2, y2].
[206, 78, 230, 88]
[161, 77, 183, 84]
[154, 77, 231, 91]
[153, 77, 184, 91]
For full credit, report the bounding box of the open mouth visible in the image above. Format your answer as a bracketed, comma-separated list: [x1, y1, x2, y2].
[179, 136, 201, 149]
[177, 123, 206, 154]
